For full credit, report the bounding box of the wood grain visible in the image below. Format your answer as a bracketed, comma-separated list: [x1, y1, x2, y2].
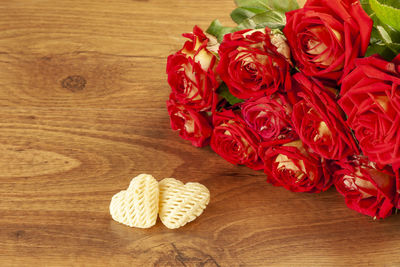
[1, 0, 400, 266]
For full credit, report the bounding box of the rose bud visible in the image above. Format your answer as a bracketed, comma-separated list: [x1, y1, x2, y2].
[240, 94, 297, 141]
[211, 109, 263, 170]
[291, 73, 359, 160]
[167, 95, 212, 147]
[166, 26, 219, 111]
[260, 139, 332, 193]
[217, 28, 292, 99]
[283, 0, 372, 82]
[339, 55, 400, 166]
[334, 156, 396, 219]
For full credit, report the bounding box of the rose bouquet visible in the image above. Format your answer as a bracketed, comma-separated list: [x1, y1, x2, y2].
[166, 0, 400, 219]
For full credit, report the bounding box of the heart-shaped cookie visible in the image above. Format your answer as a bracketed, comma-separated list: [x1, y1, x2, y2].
[110, 174, 159, 228]
[158, 178, 210, 229]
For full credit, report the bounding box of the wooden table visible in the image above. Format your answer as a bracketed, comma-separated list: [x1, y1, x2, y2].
[1, 0, 399, 266]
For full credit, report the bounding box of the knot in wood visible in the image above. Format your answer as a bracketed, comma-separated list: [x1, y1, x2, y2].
[61, 75, 86, 92]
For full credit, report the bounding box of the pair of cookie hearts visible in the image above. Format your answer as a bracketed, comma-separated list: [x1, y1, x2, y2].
[109, 174, 210, 229]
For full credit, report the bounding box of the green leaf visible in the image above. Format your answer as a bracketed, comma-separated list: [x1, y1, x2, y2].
[376, 0, 400, 8]
[365, 43, 397, 60]
[208, 0, 299, 44]
[231, 0, 299, 30]
[370, 18, 400, 60]
[360, 0, 374, 15]
[370, 0, 400, 32]
[236, 10, 286, 30]
[386, 42, 400, 53]
[231, 7, 266, 24]
[361, 1, 400, 60]
[217, 83, 244, 105]
[265, 0, 299, 13]
[369, 17, 400, 44]
[235, 0, 269, 8]
[206, 20, 237, 43]
[374, 16, 400, 43]
[234, 0, 299, 13]
[376, 25, 393, 44]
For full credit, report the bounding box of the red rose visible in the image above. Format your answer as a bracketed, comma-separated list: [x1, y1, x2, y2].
[284, 0, 372, 81]
[334, 156, 396, 219]
[260, 140, 332, 193]
[217, 28, 292, 99]
[395, 166, 400, 208]
[339, 55, 400, 166]
[291, 73, 359, 160]
[211, 109, 263, 170]
[167, 96, 212, 147]
[240, 94, 297, 141]
[166, 26, 219, 111]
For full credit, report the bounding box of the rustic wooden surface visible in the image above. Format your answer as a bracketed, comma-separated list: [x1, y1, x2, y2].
[1, 0, 400, 266]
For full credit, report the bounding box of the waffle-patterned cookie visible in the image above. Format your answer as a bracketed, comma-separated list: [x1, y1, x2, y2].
[110, 174, 159, 228]
[158, 178, 210, 229]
